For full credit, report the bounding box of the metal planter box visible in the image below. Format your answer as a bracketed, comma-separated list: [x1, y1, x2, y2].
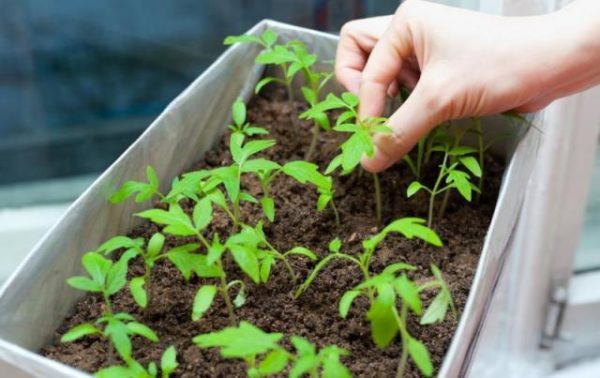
[0, 20, 539, 377]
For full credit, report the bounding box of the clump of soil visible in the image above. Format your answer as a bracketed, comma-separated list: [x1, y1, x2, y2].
[41, 87, 504, 377]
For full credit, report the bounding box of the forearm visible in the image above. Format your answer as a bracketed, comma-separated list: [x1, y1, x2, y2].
[540, 0, 600, 98]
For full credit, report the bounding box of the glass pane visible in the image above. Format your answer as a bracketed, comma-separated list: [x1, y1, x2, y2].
[575, 140, 600, 272]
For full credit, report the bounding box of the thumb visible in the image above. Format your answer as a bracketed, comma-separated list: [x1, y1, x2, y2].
[361, 76, 444, 172]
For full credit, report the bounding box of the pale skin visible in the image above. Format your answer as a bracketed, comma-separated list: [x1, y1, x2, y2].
[335, 0, 600, 172]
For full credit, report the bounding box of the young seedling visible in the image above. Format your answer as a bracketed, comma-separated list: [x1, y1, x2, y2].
[225, 29, 303, 129]
[109, 166, 163, 204]
[406, 140, 482, 228]
[339, 263, 456, 377]
[281, 160, 339, 226]
[301, 92, 392, 224]
[229, 97, 269, 143]
[95, 345, 178, 378]
[191, 223, 316, 325]
[97, 234, 164, 309]
[193, 321, 351, 378]
[62, 252, 159, 365]
[295, 217, 442, 298]
[211, 133, 278, 229]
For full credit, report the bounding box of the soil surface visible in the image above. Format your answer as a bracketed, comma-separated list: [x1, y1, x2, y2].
[42, 87, 504, 377]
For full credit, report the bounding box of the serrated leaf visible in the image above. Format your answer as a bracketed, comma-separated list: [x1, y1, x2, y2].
[341, 92, 359, 107]
[166, 243, 201, 280]
[407, 337, 433, 376]
[192, 285, 217, 321]
[339, 290, 360, 318]
[127, 322, 158, 342]
[105, 321, 132, 360]
[366, 284, 398, 349]
[130, 276, 147, 308]
[105, 254, 134, 295]
[61, 323, 99, 342]
[448, 170, 472, 201]
[382, 218, 442, 247]
[261, 29, 277, 46]
[193, 321, 283, 358]
[211, 165, 240, 203]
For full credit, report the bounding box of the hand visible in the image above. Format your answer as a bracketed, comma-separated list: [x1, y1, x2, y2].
[335, 0, 600, 172]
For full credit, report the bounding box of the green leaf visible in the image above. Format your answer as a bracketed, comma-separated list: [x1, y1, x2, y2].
[105, 254, 133, 295]
[232, 98, 246, 126]
[285, 246, 317, 260]
[336, 110, 355, 127]
[320, 346, 351, 378]
[97, 236, 143, 256]
[211, 165, 240, 203]
[130, 276, 147, 308]
[105, 320, 132, 360]
[61, 323, 99, 342]
[339, 290, 360, 318]
[258, 349, 289, 375]
[290, 356, 318, 378]
[192, 285, 217, 321]
[67, 276, 102, 293]
[256, 45, 296, 65]
[381, 262, 416, 275]
[459, 156, 482, 177]
[301, 86, 317, 105]
[341, 92, 359, 107]
[291, 336, 316, 356]
[260, 255, 274, 283]
[260, 197, 275, 222]
[166, 243, 201, 280]
[325, 155, 343, 175]
[239, 192, 258, 204]
[447, 170, 472, 201]
[193, 197, 213, 231]
[82, 252, 111, 286]
[366, 284, 398, 349]
[136, 204, 196, 236]
[242, 158, 281, 173]
[241, 139, 276, 161]
[449, 146, 478, 156]
[229, 244, 260, 283]
[147, 233, 165, 259]
[382, 218, 442, 247]
[161, 346, 178, 378]
[394, 275, 422, 315]
[407, 181, 424, 198]
[328, 238, 341, 253]
[193, 321, 283, 358]
[255, 77, 277, 94]
[261, 29, 277, 46]
[282, 161, 330, 189]
[127, 322, 159, 342]
[420, 290, 450, 325]
[407, 337, 433, 376]
[207, 236, 226, 266]
[95, 366, 133, 378]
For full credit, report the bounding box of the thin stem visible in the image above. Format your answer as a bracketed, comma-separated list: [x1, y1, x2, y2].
[428, 152, 449, 228]
[232, 201, 242, 233]
[304, 122, 320, 161]
[395, 305, 409, 378]
[280, 64, 300, 132]
[217, 259, 236, 326]
[372, 172, 382, 224]
[143, 263, 152, 308]
[330, 199, 341, 227]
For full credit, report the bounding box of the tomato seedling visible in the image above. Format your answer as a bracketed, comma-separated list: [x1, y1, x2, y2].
[109, 165, 163, 204]
[95, 345, 178, 378]
[62, 252, 159, 366]
[282, 160, 339, 226]
[194, 321, 351, 378]
[301, 92, 391, 224]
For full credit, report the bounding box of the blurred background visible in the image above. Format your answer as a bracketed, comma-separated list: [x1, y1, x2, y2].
[0, 0, 597, 284]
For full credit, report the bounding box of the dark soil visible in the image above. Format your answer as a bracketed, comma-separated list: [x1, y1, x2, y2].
[41, 86, 504, 377]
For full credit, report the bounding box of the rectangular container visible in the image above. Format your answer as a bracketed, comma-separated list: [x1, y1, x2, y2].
[0, 20, 539, 377]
